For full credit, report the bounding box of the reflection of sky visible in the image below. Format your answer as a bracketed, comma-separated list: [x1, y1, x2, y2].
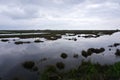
[0, 0, 120, 30]
[0, 32, 120, 79]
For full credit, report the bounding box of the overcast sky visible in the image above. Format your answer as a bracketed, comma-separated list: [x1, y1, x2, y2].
[0, 0, 120, 30]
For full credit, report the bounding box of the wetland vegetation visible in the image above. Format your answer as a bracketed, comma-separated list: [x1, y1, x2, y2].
[0, 30, 120, 80]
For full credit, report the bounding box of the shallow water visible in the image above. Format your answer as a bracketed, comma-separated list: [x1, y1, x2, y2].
[0, 32, 120, 80]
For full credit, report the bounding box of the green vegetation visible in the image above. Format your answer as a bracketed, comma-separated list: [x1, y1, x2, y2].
[88, 48, 105, 54]
[0, 30, 118, 39]
[56, 62, 65, 70]
[1, 39, 9, 42]
[60, 53, 68, 59]
[22, 61, 35, 70]
[73, 54, 79, 58]
[109, 43, 120, 47]
[115, 49, 120, 56]
[40, 61, 120, 80]
[82, 48, 105, 58]
[69, 38, 77, 41]
[0, 30, 118, 34]
[40, 58, 47, 62]
[40, 65, 61, 80]
[34, 39, 44, 43]
[82, 50, 92, 58]
[14, 41, 31, 45]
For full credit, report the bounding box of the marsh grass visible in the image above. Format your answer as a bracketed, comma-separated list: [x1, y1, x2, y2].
[40, 61, 120, 80]
[88, 48, 105, 54]
[0, 30, 118, 39]
[40, 65, 61, 80]
[109, 43, 120, 47]
[115, 49, 120, 56]
[56, 62, 65, 70]
[73, 54, 79, 58]
[14, 41, 31, 45]
[60, 53, 68, 59]
[34, 39, 44, 43]
[22, 61, 35, 70]
[1, 39, 9, 42]
[82, 48, 105, 58]
[81, 50, 92, 58]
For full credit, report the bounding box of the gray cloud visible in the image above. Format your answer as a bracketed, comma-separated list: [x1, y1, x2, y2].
[0, 0, 120, 30]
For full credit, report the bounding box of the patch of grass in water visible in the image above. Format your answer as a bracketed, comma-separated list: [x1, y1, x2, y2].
[81, 50, 92, 58]
[81, 48, 105, 58]
[34, 39, 44, 43]
[40, 58, 47, 62]
[1, 39, 9, 42]
[115, 49, 120, 56]
[56, 62, 65, 70]
[14, 41, 31, 45]
[33, 66, 39, 71]
[60, 53, 68, 59]
[108, 43, 120, 47]
[88, 48, 105, 54]
[73, 54, 79, 58]
[22, 61, 35, 70]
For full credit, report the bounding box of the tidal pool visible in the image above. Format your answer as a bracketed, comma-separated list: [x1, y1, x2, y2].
[0, 31, 120, 80]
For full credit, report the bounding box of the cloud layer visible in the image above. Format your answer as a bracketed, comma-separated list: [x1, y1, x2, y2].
[0, 0, 120, 30]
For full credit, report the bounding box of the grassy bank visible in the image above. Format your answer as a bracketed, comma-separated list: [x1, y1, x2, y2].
[0, 30, 119, 39]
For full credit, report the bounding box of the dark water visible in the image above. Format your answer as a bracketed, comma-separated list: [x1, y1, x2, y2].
[0, 32, 120, 80]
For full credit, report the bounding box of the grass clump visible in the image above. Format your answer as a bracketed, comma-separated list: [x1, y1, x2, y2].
[14, 41, 31, 45]
[82, 48, 105, 58]
[115, 49, 120, 56]
[60, 53, 68, 59]
[34, 39, 44, 43]
[88, 48, 105, 54]
[1, 39, 9, 42]
[22, 61, 35, 70]
[56, 62, 65, 70]
[114, 43, 120, 47]
[73, 54, 79, 58]
[40, 65, 61, 80]
[109, 43, 120, 47]
[81, 50, 92, 58]
[15, 41, 23, 44]
[32, 66, 39, 71]
[106, 62, 120, 79]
